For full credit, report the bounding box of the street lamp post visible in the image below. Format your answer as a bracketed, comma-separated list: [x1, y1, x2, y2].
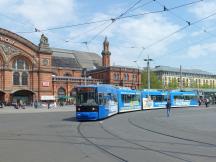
[133, 60, 140, 89]
[144, 55, 153, 94]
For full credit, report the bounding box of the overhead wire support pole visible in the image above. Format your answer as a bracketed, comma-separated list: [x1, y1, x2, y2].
[144, 55, 153, 96]
[180, 65, 183, 91]
[133, 60, 140, 89]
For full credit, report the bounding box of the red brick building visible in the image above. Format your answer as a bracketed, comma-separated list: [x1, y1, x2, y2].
[0, 28, 101, 105]
[87, 37, 141, 89]
[0, 28, 140, 105]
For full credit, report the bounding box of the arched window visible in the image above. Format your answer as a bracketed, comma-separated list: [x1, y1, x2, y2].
[113, 73, 116, 80]
[22, 72, 28, 85]
[58, 87, 66, 97]
[64, 73, 71, 77]
[117, 74, 120, 80]
[13, 58, 29, 85]
[13, 72, 20, 85]
[13, 58, 29, 70]
[124, 73, 129, 81]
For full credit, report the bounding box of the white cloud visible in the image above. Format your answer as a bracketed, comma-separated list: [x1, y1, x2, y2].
[0, 0, 16, 8]
[186, 42, 216, 58]
[15, 0, 76, 29]
[189, 1, 216, 19]
[65, 12, 182, 67]
[106, 14, 182, 66]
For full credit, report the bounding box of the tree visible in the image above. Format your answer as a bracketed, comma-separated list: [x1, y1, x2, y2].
[168, 78, 178, 89]
[141, 71, 162, 89]
[201, 83, 210, 89]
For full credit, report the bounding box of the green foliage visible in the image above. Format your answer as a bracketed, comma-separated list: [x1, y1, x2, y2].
[168, 78, 178, 89]
[141, 71, 162, 89]
[200, 83, 210, 89]
[141, 71, 215, 89]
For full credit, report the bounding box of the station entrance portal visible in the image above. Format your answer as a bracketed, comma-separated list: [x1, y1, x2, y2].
[0, 91, 5, 102]
[12, 90, 34, 105]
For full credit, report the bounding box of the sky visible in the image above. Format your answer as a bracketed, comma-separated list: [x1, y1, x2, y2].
[0, 0, 216, 73]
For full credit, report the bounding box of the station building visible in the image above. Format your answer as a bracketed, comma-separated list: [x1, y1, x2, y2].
[152, 65, 216, 88]
[0, 28, 140, 105]
[87, 37, 141, 89]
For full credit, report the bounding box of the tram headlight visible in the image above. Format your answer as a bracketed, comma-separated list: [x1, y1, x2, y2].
[92, 107, 96, 111]
[77, 108, 81, 111]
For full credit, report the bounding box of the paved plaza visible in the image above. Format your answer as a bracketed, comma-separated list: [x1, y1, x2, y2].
[0, 105, 75, 114]
[0, 105, 216, 162]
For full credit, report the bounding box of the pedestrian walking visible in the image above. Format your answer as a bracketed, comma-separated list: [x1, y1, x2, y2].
[34, 100, 38, 109]
[204, 98, 209, 107]
[166, 98, 171, 117]
[47, 101, 50, 109]
[198, 99, 201, 106]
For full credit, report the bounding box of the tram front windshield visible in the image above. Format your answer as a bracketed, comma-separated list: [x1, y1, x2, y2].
[76, 87, 98, 106]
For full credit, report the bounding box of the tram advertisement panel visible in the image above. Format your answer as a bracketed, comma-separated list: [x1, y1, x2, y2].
[173, 99, 190, 107]
[142, 98, 153, 109]
[105, 99, 118, 116]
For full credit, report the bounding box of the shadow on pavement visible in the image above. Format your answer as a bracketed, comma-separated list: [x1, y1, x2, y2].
[62, 117, 77, 122]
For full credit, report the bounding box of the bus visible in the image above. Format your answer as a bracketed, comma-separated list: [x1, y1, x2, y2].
[117, 88, 141, 112]
[76, 84, 118, 120]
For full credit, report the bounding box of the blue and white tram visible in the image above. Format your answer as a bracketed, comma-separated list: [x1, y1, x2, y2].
[76, 84, 118, 121]
[170, 90, 198, 107]
[117, 88, 142, 112]
[141, 90, 168, 110]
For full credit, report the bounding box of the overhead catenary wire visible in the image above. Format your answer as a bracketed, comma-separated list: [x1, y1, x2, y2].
[68, 0, 207, 46]
[64, 21, 110, 43]
[79, 0, 205, 45]
[154, 0, 216, 38]
[135, 10, 216, 60]
[86, 0, 147, 43]
[16, 18, 112, 34]
[129, 0, 154, 13]
[116, 0, 145, 19]
[15, 0, 203, 34]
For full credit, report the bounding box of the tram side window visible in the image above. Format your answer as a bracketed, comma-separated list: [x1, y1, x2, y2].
[114, 94, 118, 102]
[164, 95, 168, 101]
[151, 95, 166, 102]
[122, 94, 133, 104]
[174, 95, 183, 100]
[184, 95, 194, 100]
[111, 93, 118, 102]
[132, 94, 140, 103]
[98, 93, 104, 105]
[106, 93, 112, 104]
[98, 93, 117, 105]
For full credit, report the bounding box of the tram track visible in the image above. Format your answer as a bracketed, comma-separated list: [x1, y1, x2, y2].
[99, 122, 194, 162]
[128, 118, 216, 148]
[77, 122, 128, 162]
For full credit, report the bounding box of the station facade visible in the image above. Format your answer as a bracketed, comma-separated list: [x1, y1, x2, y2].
[152, 65, 216, 88]
[0, 28, 141, 105]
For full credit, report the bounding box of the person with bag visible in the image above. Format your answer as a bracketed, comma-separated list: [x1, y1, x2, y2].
[166, 98, 171, 117]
